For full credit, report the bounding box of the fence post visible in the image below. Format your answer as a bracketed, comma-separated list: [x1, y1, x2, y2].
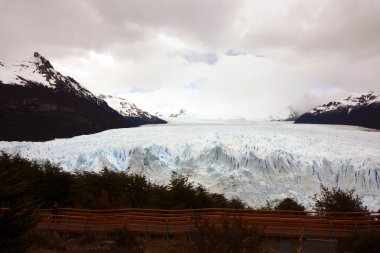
[104, 217, 107, 240]
[166, 219, 169, 240]
[304, 221, 308, 239]
[280, 219, 283, 241]
[187, 217, 192, 241]
[144, 218, 148, 239]
[329, 222, 332, 239]
[65, 217, 69, 239]
[48, 215, 51, 239]
[256, 218, 259, 234]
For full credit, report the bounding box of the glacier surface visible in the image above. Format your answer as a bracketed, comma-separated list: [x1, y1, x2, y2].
[1, 121, 379, 210]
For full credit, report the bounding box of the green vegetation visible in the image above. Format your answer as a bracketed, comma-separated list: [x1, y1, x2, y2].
[0, 153, 246, 210]
[259, 197, 306, 212]
[0, 153, 246, 252]
[1, 153, 376, 253]
[312, 184, 368, 214]
[0, 154, 39, 253]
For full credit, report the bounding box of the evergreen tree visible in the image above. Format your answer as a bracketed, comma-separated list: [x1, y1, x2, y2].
[0, 153, 37, 253]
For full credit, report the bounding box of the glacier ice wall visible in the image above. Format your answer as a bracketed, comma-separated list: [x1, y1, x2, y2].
[1, 122, 379, 210]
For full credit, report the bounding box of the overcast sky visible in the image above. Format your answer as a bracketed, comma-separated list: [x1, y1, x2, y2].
[1, 0, 380, 119]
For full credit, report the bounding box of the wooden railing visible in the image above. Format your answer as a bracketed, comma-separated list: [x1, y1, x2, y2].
[0, 208, 372, 239]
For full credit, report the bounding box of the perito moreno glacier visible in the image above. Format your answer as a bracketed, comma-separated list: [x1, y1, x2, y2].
[1, 121, 379, 210]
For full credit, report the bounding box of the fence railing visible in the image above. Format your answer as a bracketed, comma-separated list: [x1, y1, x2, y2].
[30, 208, 380, 239]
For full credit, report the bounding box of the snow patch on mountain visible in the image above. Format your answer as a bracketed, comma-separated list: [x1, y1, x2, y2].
[99, 94, 155, 119]
[0, 52, 97, 101]
[1, 122, 379, 210]
[311, 91, 380, 115]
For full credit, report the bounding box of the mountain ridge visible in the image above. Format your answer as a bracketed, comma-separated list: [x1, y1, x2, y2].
[99, 94, 166, 124]
[295, 91, 380, 129]
[0, 52, 164, 141]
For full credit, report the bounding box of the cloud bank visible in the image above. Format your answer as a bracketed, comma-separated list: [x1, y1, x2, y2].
[1, 0, 379, 119]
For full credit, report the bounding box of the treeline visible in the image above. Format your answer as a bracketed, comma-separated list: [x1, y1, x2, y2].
[0, 153, 245, 210]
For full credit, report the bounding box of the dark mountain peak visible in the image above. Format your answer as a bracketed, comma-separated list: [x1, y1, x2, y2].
[33, 52, 54, 69]
[0, 52, 99, 102]
[0, 53, 167, 141]
[309, 91, 380, 115]
[295, 91, 380, 129]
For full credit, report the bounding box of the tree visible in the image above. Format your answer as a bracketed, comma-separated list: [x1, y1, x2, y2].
[312, 185, 368, 214]
[0, 153, 38, 253]
[275, 198, 305, 212]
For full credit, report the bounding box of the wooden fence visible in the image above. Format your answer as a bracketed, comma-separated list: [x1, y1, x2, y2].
[31, 208, 380, 239]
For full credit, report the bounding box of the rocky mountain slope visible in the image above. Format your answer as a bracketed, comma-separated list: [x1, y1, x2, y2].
[99, 95, 166, 124]
[0, 52, 163, 141]
[295, 92, 380, 129]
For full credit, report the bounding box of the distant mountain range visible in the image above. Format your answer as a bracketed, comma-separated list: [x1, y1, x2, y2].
[0, 52, 165, 141]
[295, 91, 380, 129]
[154, 108, 187, 118]
[268, 106, 301, 121]
[169, 108, 187, 118]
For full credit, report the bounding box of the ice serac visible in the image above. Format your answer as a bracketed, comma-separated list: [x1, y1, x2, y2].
[295, 91, 380, 129]
[1, 122, 379, 210]
[99, 94, 166, 125]
[0, 52, 158, 141]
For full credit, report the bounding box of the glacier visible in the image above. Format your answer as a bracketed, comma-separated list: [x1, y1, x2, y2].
[0, 121, 379, 210]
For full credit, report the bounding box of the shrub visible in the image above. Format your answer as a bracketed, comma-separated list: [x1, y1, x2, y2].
[274, 198, 305, 212]
[259, 198, 305, 214]
[312, 185, 368, 214]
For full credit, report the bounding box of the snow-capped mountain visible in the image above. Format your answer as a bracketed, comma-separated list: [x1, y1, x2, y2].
[268, 106, 301, 121]
[0, 52, 154, 141]
[295, 91, 380, 129]
[1, 122, 379, 210]
[99, 95, 166, 124]
[0, 52, 98, 102]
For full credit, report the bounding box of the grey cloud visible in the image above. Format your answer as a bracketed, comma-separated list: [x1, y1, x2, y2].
[0, 0, 153, 60]
[241, 0, 380, 59]
[89, 0, 239, 49]
[0, 0, 240, 61]
[1, 0, 380, 119]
